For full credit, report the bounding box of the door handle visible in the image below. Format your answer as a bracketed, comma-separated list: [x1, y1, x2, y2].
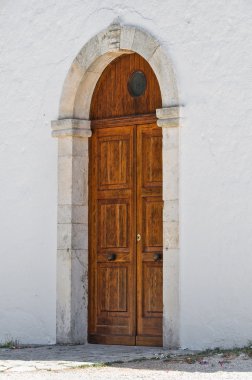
[107, 253, 116, 261]
[153, 253, 162, 261]
[137, 234, 141, 242]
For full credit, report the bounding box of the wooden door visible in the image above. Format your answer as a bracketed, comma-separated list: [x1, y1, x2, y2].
[89, 122, 136, 345]
[136, 122, 163, 346]
[88, 117, 163, 346]
[88, 53, 163, 346]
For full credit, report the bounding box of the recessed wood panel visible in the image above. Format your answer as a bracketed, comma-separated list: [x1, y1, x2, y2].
[98, 136, 130, 189]
[98, 266, 128, 312]
[99, 201, 129, 249]
[143, 263, 163, 315]
[143, 197, 163, 252]
[142, 132, 162, 188]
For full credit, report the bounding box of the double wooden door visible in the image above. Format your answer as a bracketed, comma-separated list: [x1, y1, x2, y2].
[88, 116, 163, 346]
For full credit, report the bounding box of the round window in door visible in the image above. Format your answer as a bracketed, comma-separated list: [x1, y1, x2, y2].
[127, 71, 147, 97]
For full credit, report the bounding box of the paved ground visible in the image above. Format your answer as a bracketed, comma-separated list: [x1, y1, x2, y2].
[0, 344, 170, 372]
[0, 344, 252, 379]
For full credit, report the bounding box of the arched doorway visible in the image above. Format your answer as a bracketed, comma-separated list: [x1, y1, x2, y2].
[52, 23, 180, 348]
[88, 53, 163, 346]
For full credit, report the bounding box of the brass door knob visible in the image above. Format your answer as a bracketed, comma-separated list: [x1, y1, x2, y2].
[137, 234, 141, 242]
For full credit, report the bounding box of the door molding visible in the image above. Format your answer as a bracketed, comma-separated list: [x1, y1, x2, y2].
[51, 22, 181, 348]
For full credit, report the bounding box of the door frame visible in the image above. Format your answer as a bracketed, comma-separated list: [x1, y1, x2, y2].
[51, 23, 181, 348]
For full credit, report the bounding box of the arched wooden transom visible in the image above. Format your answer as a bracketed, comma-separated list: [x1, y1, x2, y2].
[88, 53, 163, 346]
[90, 53, 162, 119]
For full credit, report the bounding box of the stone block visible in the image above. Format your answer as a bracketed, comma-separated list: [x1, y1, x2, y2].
[164, 146, 179, 174]
[56, 249, 88, 344]
[57, 224, 72, 249]
[71, 250, 88, 343]
[58, 205, 88, 224]
[72, 223, 88, 250]
[156, 107, 180, 128]
[58, 149, 89, 206]
[157, 107, 180, 120]
[163, 248, 180, 348]
[163, 127, 179, 202]
[164, 220, 179, 249]
[72, 156, 88, 205]
[149, 46, 178, 107]
[56, 249, 72, 343]
[72, 138, 88, 159]
[74, 71, 101, 119]
[52, 119, 91, 138]
[59, 62, 84, 119]
[120, 26, 136, 51]
[107, 23, 121, 52]
[131, 28, 160, 60]
[163, 199, 179, 223]
[75, 35, 101, 71]
[72, 205, 88, 224]
[163, 168, 179, 202]
[157, 118, 180, 128]
[58, 138, 73, 157]
[58, 156, 72, 205]
[88, 52, 118, 74]
[162, 127, 179, 150]
[58, 205, 72, 224]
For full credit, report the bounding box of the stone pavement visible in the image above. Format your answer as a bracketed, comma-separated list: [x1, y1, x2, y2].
[0, 344, 185, 373]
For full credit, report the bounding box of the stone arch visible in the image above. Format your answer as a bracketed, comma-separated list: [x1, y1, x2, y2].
[52, 23, 181, 348]
[58, 23, 179, 119]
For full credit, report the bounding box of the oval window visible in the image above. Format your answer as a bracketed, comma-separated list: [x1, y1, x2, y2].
[127, 71, 147, 97]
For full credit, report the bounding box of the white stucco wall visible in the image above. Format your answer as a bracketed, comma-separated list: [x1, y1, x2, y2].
[0, 0, 251, 348]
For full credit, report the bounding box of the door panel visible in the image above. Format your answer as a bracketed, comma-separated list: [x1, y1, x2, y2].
[142, 132, 163, 188]
[99, 200, 129, 249]
[98, 136, 131, 190]
[98, 266, 128, 312]
[142, 197, 163, 252]
[136, 124, 163, 346]
[89, 120, 163, 346]
[143, 264, 163, 314]
[89, 126, 136, 345]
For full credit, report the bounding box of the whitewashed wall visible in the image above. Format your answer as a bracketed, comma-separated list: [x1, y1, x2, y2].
[0, 0, 251, 348]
